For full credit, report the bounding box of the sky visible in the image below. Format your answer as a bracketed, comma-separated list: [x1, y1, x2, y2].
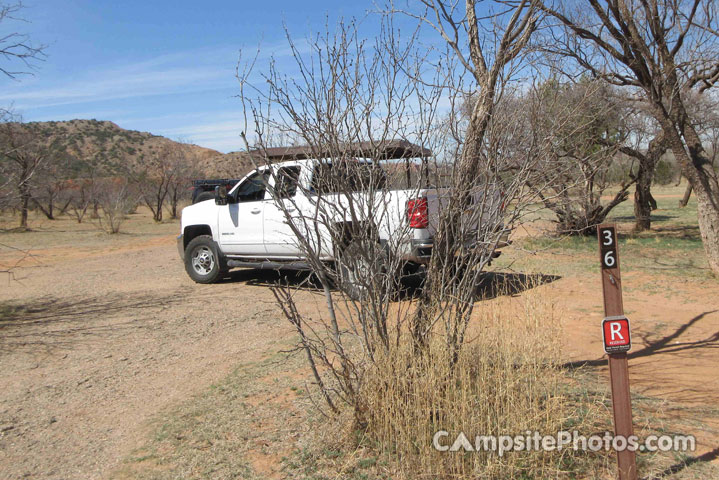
[0, 1, 377, 153]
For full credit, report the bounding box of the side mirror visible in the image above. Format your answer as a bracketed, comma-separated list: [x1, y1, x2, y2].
[214, 185, 228, 205]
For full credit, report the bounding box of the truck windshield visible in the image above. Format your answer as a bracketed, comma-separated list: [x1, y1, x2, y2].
[311, 160, 386, 195]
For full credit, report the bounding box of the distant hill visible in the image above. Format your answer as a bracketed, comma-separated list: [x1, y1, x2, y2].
[17, 119, 255, 178]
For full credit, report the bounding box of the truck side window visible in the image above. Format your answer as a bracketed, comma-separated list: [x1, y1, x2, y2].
[236, 171, 269, 202]
[311, 161, 387, 194]
[275, 166, 301, 199]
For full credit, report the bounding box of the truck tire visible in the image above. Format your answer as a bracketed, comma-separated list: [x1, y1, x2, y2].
[337, 239, 386, 301]
[185, 235, 225, 283]
[194, 191, 214, 204]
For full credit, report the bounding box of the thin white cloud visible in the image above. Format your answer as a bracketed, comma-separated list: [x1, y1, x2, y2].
[0, 39, 310, 110]
[154, 118, 247, 152]
[0, 67, 229, 108]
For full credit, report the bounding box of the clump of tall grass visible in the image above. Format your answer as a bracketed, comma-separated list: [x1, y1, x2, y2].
[356, 291, 605, 479]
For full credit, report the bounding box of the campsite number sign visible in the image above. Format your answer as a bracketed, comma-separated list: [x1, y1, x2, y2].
[599, 225, 618, 269]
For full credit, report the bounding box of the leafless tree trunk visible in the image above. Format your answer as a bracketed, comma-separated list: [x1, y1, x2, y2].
[18, 179, 29, 227]
[679, 183, 693, 208]
[628, 135, 666, 231]
[387, 0, 540, 351]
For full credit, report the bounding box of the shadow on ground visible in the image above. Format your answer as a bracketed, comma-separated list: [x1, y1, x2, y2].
[0, 292, 186, 352]
[613, 214, 675, 223]
[562, 310, 719, 370]
[476, 272, 561, 299]
[641, 447, 719, 479]
[224, 268, 560, 301]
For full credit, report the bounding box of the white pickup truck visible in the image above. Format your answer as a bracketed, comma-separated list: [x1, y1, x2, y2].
[177, 156, 448, 285]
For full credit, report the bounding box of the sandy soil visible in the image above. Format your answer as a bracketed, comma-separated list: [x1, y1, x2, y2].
[0, 231, 295, 479]
[1, 214, 718, 478]
[532, 271, 719, 453]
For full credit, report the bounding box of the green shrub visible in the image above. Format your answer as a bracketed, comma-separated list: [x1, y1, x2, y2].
[654, 158, 677, 185]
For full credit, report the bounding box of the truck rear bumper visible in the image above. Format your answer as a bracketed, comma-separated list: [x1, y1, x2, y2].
[177, 234, 184, 260]
[410, 238, 433, 263]
[409, 231, 511, 264]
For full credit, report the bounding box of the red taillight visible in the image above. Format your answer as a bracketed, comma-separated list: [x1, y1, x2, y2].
[407, 197, 429, 228]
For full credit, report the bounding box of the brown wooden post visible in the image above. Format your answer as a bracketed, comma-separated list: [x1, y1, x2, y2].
[597, 224, 637, 480]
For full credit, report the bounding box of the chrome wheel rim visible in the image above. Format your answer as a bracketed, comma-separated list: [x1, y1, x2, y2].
[191, 246, 215, 275]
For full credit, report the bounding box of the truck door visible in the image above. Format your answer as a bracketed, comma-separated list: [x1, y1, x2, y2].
[263, 166, 304, 257]
[217, 170, 269, 255]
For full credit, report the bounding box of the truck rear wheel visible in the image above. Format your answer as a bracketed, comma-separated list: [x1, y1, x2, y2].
[337, 239, 386, 301]
[185, 235, 224, 283]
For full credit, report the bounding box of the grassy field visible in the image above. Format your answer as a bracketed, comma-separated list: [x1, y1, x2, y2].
[499, 183, 710, 280]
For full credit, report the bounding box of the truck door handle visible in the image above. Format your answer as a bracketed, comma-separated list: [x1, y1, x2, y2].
[251, 208, 261, 214]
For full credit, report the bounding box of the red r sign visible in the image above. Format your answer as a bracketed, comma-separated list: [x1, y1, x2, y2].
[602, 316, 631, 354]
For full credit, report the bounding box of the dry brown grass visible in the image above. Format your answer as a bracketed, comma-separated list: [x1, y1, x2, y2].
[327, 290, 608, 479]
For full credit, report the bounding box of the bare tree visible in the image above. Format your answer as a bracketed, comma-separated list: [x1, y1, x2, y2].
[0, 2, 46, 284]
[95, 178, 132, 234]
[591, 97, 670, 231]
[165, 142, 200, 219]
[30, 151, 74, 220]
[678, 90, 719, 207]
[622, 132, 668, 231]
[0, 2, 47, 227]
[63, 155, 103, 223]
[236, 18, 436, 421]
[520, 77, 636, 234]
[127, 145, 176, 222]
[0, 2, 46, 80]
[0, 115, 54, 228]
[67, 176, 98, 223]
[384, 0, 541, 350]
[540, 0, 719, 273]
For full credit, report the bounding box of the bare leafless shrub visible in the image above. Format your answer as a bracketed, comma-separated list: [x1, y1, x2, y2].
[235, 6, 605, 477]
[95, 178, 132, 234]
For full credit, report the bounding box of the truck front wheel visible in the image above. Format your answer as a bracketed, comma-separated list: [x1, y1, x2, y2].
[185, 235, 224, 283]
